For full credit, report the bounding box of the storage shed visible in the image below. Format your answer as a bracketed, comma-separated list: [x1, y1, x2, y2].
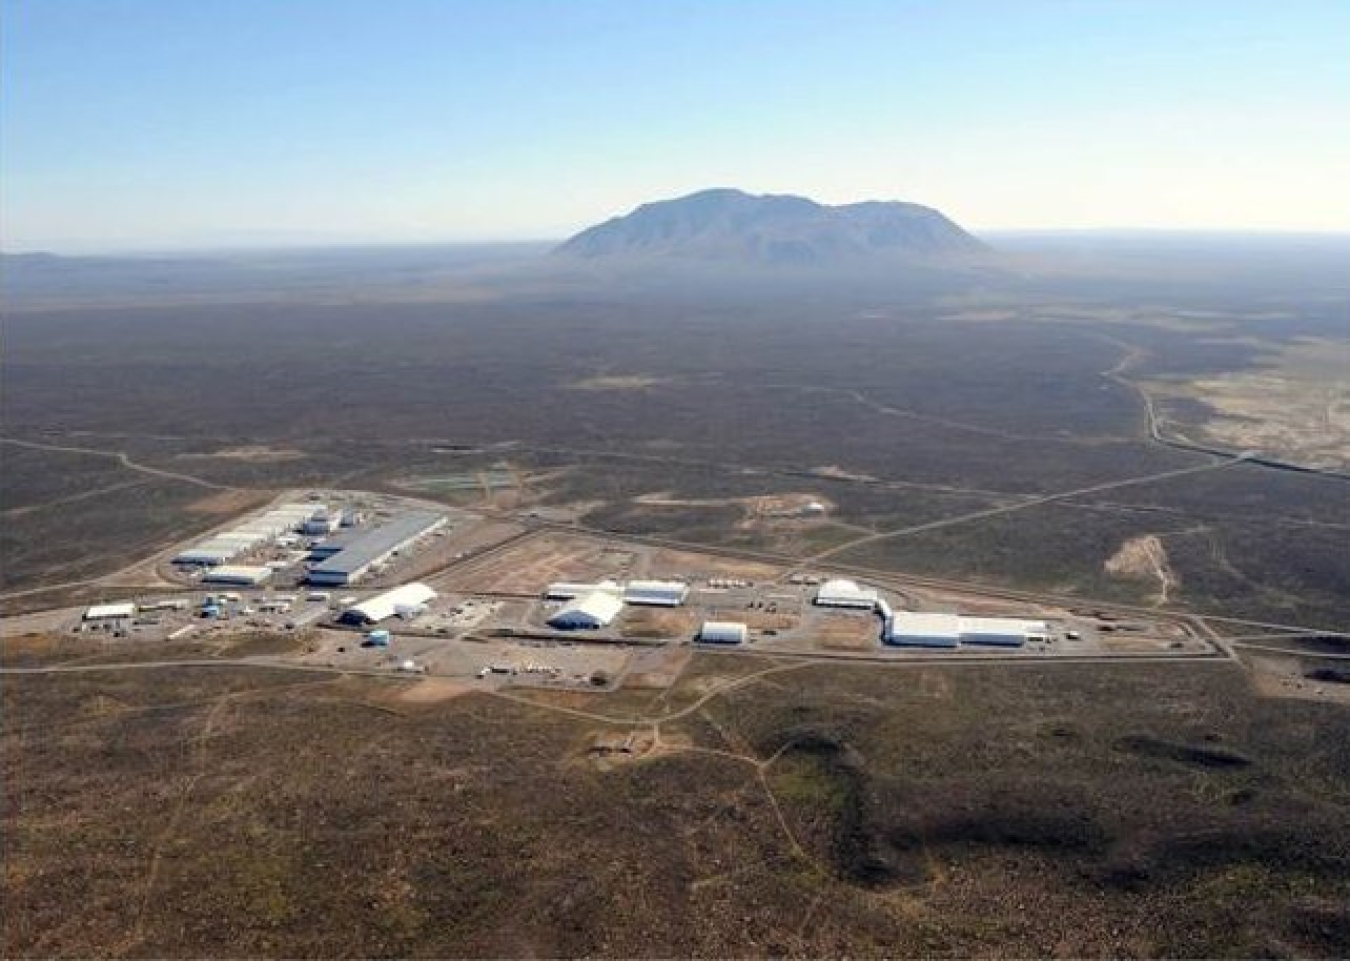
[698, 621, 749, 644]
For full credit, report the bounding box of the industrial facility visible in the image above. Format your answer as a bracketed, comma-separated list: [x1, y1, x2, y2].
[339, 582, 437, 625]
[173, 502, 330, 566]
[308, 511, 447, 585]
[883, 612, 1050, 648]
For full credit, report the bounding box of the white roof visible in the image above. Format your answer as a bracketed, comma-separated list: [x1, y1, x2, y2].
[624, 580, 689, 604]
[699, 621, 748, 640]
[544, 580, 623, 599]
[85, 602, 136, 619]
[815, 578, 879, 606]
[202, 565, 274, 583]
[885, 611, 961, 639]
[344, 583, 437, 624]
[550, 590, 624, 627]
[959, 617, 1050, 636]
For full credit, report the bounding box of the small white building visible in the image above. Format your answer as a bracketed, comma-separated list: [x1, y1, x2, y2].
[623, 580, 689, 607]
[83, 602, 137, 621]
[339, 583, 437, 626]
[884, 611, 962, 648]
[698, 621, 749, 644]
[201, 565, 273, 587]
[548, 590, 624, 629]
[814, 578, 879, 609]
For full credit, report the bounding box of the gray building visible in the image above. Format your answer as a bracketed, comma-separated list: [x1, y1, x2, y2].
[307, 512, 446, 586]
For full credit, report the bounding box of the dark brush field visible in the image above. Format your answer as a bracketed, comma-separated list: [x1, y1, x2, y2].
[3, 240, 1348, 627]
[4, 656, 1350, 958]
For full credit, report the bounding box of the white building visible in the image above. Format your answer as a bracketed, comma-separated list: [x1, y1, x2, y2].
[339, 583, 437, 626]
[543, 580, 623, 601]
[698, 621, 749, 644]
[623, 580, 689, 607]
[548, 590, 624, 629]
[813, 578, 879, 609]
[958, 617, 1050, 647]
[884, 612, 962, 648]
[83, 602, 137, 621]
[201, 565, 273, 586]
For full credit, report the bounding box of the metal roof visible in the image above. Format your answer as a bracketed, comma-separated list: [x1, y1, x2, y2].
[549, 590, 624, 627]
[959, 617, 1049, 637]
[309, 512, 446, 577]
[885, 611, 961, 643]
[815, 578, 879, 606]
[699, 621, 748, 642]
[85, 602, 136, 619]
[343, 582, 437, 624]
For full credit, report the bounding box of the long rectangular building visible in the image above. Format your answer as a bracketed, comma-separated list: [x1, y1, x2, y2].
[307, 512, 447, 586]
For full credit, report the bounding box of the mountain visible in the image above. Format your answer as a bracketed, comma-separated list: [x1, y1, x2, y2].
[555, 188, 987, 266]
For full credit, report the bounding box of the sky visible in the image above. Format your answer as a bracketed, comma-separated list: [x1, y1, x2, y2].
[3, 0, 1349, 251]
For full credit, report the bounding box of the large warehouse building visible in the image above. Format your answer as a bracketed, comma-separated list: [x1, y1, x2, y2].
[339, 582, 437, 625]
[813, 578, 880, 609]
[548, 590, 624, 629]
[958, 617, 1050, 647]
[884, 612, 1051, 648]
[308, 511, 447, 586]
[883, 612, 962, 648]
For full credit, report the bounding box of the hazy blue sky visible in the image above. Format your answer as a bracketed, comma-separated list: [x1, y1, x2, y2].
[3, 0, 1348, 250]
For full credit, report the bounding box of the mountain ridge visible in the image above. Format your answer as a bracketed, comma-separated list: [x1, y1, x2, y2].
[555, 188, 987, 265]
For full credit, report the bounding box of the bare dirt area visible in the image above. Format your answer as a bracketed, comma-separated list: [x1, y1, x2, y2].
[1105, 534, 1177, 605]
[567, 374, 669, 391]
[622, 606, 699, 640]
[436, 532, 639, 594]
[643, 547, 783, 582]
[1147, 338, 1350, 471]
[178, 445, 307, 463]
[622, 644, 693, 689]
[810, 612, 882, 651]
[182, 488, 274, 516]
[395, 677, 477, 704]
[380, 518, 527, 587]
